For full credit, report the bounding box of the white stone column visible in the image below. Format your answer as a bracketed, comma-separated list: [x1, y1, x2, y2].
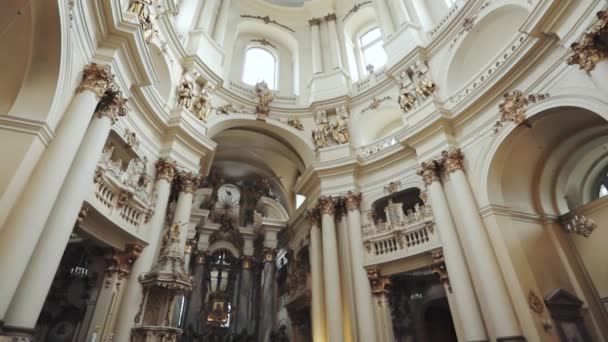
[307, 211, 327, 341]
[416, 160, 488, 342]
[212, 0, 231, 45]
[309, 18, 323, 74]
[344, 192, 378, 342]
[0, 63, 114, 321]
[441, 149, 523, 340]
[200, 0, 219, 35]
[113, 159, 177, 341]
[367, 270, 395, 342]
[174, 172, 200, 254]
[175, 0, 204, 34]
[319, 196, 344, 342]
[373, 0, 395, 38]
[324, 13, 343, 70]
[3, 90, 127, 330]
[409, 0, 434, 31]
[388, 0, 411, 28]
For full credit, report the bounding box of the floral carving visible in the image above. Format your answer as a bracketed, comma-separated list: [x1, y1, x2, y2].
[431, 250, 451, 292]
[319, 196, 336, 216]
[567, 11, 608, 73]
[440, 148, 464, 174]
[106, 243, 144, 276]
[344, 191, 362, 211]
[77, 63, 115, 99]
[95, 89, 128, 123]
[155, 158, 177, 181]
[177, 172, 201, 194]
[416, 161, 440, 186]
[493, 90, 549, 132]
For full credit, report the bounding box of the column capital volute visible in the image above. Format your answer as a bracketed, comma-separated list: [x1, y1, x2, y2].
[95, 89, 128, 124]
[440, 147, 464, 174]
[155, 158, 177, 181]
[177, 171, 201, 194]
[106, 243, 144, 276]
[77, 63, 115, 100]
[567, 10, 608, 73]
[345, 191, 362, 212]
[318, 196, 336, 216]
[306, 207, 321, 227]
[324, 13, 337, 22]
[308, 17, 322, 26]
[416, 160, 440, 186]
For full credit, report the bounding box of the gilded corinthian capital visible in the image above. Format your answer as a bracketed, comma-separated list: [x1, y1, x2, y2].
[345, 191, 362, 211]
[567, 11, 608, 73]
[155, 158, 177, 181]
[440, 148, 464, 174]
[306, 208, 321, 227]
[416, 160, 440, 186]
[106, 243, 144, 276]
[77, 63, 115, 99]
[177, 171, 201, 194]
[95, 90, 128, 123]
[319, 196, 335, 216]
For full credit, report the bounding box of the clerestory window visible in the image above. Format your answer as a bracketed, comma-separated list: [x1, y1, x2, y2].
[359, 27, 387, 72]
[242, 47, 277, 90]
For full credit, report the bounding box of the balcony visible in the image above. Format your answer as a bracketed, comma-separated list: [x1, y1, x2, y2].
[361, 202, 440, 267]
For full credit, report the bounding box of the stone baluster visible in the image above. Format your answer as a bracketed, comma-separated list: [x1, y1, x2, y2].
[345, 191, 378, 342]
[416, 160, 488, 341]
[440, 148, 523, 340]
[113, 158, 177, 341]
[0, 63, 114, 323]
[3, 86, 127, 338]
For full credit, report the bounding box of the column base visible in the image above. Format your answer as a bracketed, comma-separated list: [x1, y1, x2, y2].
[0, 325, 35, 342]
[497, 336, 526, 342]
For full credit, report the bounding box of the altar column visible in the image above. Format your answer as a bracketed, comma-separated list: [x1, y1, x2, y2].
[259, 248, 278, 342]
[307, 209, 327, 341]
[416, 160, 488, 342]
[441, 148, 523, 341]
[235, 256, 255, 334]
[345, 192, 378, 342]
[309, 18, 323, 74]
[113, 158, 177, 341]
[319, 196, 344, 342]
[0, 63, 114, 321]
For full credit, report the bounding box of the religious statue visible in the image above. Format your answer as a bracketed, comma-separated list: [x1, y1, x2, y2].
[193, 87, 212, 122]
[398, 84, 417, 112]
[178, 80, 194, 108]
[253, 81, 274, 120]
[127, 0, 151, 18]
[414, 72, 436, 99]
[312, 111, 330, 150]
[140, 13, 154, 43]
[331, 105, 350, 144]
[285, 117, 304, 130]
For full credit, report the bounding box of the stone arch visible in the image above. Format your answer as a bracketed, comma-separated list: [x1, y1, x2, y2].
[444, 3, 529, 95]
[2, 0, 67, 124]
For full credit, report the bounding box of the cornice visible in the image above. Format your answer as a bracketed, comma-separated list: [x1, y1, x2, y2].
[0, 116, 54, 146]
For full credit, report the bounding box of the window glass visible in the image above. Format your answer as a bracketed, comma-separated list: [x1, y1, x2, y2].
[360, 27, 387, 71]
[242, 47, 277, 89]
[360, 28, 382, 46]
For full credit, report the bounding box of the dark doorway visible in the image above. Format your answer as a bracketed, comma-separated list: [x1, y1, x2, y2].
[424, 300, 457, 342]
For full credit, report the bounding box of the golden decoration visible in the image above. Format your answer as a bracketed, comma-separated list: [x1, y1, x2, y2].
[177, 171, 201, 194]
[440, 148, 464, 174]
[384, 181, 401, 194]
[308, 17, 322, 26]
[493, 90, 549, 132]
[263, 248, 277, 263]
[154, 158, 177, 181]
[528, 290, 544, 314]
[77, 63, 115, 100]
[567, 11, 608, 73]
[416, 160, 440, 186]
[95, 89, 128, 124]
[367, 269, 390, 297]
[319, 196, 336, 216]
[306, 208, 321, 227]
[106, 243, 144, 276]
[345, 191, 362, 211]
[431, 249, 451, 292]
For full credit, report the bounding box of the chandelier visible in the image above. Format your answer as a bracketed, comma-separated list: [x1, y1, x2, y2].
[565, 215, 596, 238]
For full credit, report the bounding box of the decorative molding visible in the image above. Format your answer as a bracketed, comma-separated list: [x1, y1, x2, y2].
[345, 191, 362, 211]
[430, 249, 451, 292]
[308, 17, 322, 26]
[440, 148, 464, 174]
[77, 63, 115, 100]
[384, 181, 401, 194]
[567, 10, 608, 73]
[155, 158, 177, 181]
[177, 171, 201, 194]
[240, 14, 295, 32]
[95, 89, 128, 124]
[324, 13, 337, 22]
[563, 215, 596, 237]
[343, 1, 372, 22]
[493, 90, 549, 132]
[106, 243, 144, 276]
[361, 96, 392, 114]
[251, 37, 277, 49]
[416, 160, 440, 186]
[319, 196, 336, 216]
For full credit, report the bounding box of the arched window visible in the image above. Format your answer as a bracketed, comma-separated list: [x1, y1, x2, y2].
[242, 47, 277, 90]
[359, 27, 387, 72]
[596, 168, 608, 198]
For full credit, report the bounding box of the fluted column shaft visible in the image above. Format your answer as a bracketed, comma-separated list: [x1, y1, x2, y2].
[373, 0, 395, 38]
[4, 90, 127, 330]
[0, 63, 114, 321]
[114, 159, 176, 341]
[441, 149, 522, 339]
[325, 14, 342, 70]
[308, 213, 327, 341]
[259, 249, 277, 342]
[212, 0, 231, 45]
[310, 19, 323, 74]
[417, 161, 487, 341]
[319, 197, 344, 342]
[345, 192, 378, 342]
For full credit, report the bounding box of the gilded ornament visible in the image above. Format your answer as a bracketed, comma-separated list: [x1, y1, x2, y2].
[251, 37, 277, 49]
[564, 215, 596, 237]
[361, 96, 391, 114]
[398, 84, 417, 113]
[416, 160, 440, 186]
[124, 129, 138, 147]
[306, 208, 321, 227]
[324, 13, 337, 22]
[95, 89, 128, 123]
[284, 117, 304, 130]
[177, 171, 201, 194]
[127, 0, 151, 18]
[528, 290, 544, 314]
[431, 249, 451, 292]
[77, 63, 115, 100]
[440, 148, 464, 174]
[567, 11, 608, 73]
[154, 158, 177, 181]
[76, 206, 90, 224]
[384, 181, 401, 194]
[263, 248, 277, 263]
[494, 90, 549, 132]
[393, 230, 404, 248]
[319, 196, 336, 216]
[344, 191, 362, 211]
[106, 243, 144, 276]
[367, 269, 390, 296]
[241, 256, 255, 269]
[343, 1, 372, 22]
[308, 17, 321, 26]
[195, 251, 207, 265]
[241, 14, 295, 32]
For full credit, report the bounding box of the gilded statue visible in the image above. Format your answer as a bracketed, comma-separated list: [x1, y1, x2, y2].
[193, 87, 212, 122]
[415, 72, 436, 99]
[127, 0, 151, 18]
[253, 81, 274, 120]
[398, 84, 417, 112]
[177, 80, 194, 108]
[331, 105, 350, 144]
[312, 112, 330, 150]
